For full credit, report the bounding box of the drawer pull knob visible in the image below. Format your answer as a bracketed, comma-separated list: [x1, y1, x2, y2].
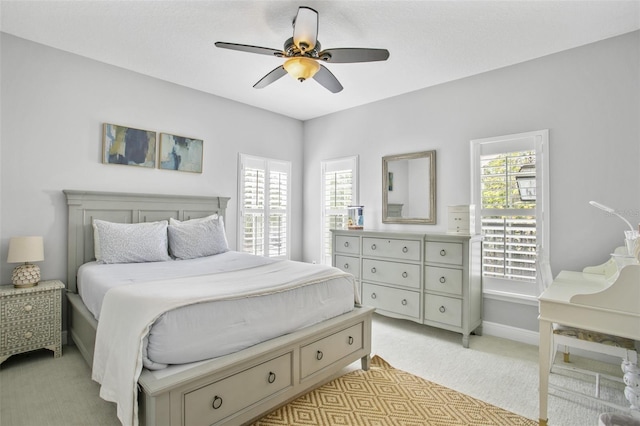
[401, 299, 408, 306]
[24, 304, 33, 312]
[344, 263, 349, 269]
[402, 272, 408, 278]
[402, 246, 408, 253]
[24, 331, 33, 339]
[440, 249, 447, 256]
[371, 267, 376, 273]
[371, 293, 377, 299]
[268, 371, 276, 384]
[439, 276, 446, 283]
[344, 241, 349, 248]
[316, 350, 324, 361]
[212, 396, 223, 410]
[371, 244, 377, 250]
[439, 306, 446, 313]
[348, 336, 354, 345]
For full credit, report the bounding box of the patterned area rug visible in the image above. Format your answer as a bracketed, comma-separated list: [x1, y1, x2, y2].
[252, 355, 537, 426]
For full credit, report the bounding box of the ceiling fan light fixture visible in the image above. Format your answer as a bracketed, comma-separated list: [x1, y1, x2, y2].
[283, 57, 320, 82]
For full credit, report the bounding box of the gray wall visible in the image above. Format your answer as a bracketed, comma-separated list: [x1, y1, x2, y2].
[302, 31, 640, 332]
[0, 34, 304, 285]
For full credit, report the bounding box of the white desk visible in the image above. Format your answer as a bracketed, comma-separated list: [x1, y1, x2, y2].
[538, 264, 640, 425]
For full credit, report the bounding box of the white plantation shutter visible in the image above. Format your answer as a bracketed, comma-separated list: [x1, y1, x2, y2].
[239, 154, 291, 259]
[321, 156, 358, 265]
[471, 130, 549, 296]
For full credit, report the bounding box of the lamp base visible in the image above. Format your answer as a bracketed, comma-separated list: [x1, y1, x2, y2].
[12, 263, 40, 288]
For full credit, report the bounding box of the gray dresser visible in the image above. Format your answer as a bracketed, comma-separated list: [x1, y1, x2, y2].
[332, 229, 482, 347]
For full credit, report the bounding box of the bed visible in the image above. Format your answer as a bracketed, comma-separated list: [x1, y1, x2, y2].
[64, 190, 373, 426]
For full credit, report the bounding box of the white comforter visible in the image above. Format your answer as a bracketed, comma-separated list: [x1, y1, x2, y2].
[91, 259, 354, 426]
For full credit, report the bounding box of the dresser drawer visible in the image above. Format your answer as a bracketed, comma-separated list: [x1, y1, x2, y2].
[1, 291, 57, 322]
[362, 283, 420, 319]
[184, 352, 292, 426]
[425, 242, 463, 265]
[334, 255, 360, 279]
[424, 294, 462, 328]
[1, 322, 57, 353]
[425, 266, 462, 296]
[301, 322, 363, 379]
[335, 235, 360, 255]
[362, 238, 421, 261]
[362, 259, 420, 289]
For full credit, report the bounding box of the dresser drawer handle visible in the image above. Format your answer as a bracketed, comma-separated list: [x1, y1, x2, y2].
[24, 304, 33, 312]
[439, 276, 446, 283]
[344, 241, 350, 248]
[402, 272, 408, 278]
[371, 293, 377, 299]
[401, 299, 408, 306]
[267, 371, 276, 384]
[212, 396, 223, 410]
[343, 263, 349, 269]
[371, 244, 377, 250]
[440, 249, 447, 256]
[402, 246, 408, 253]
[316, 350, 324, 361]
[348, 336, 354, 345]
[24, 331, 33, 339]
[371, 267, 376, 273]
[439, 306, 446, 313]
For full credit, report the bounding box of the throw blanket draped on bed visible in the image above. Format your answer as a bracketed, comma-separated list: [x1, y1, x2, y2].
[92, 260, 355, 426]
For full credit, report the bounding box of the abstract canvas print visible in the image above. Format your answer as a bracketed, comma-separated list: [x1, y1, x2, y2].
[103, 123, 156, 168]
[159, 133, 203, 173]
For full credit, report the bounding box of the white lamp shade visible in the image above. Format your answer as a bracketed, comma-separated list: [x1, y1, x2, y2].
[7, 236, 44, 263]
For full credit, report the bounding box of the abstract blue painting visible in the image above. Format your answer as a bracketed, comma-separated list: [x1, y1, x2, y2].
[103, 123, 156, 168]
[159, 133, 203, 173]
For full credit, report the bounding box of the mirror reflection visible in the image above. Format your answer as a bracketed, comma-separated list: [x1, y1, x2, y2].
[382, 150, 436, 224]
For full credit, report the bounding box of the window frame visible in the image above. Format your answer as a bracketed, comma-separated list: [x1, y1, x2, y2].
[237, 153, 292, 259]
[470, 130, 549, 298]
[320, 156, 359, 265]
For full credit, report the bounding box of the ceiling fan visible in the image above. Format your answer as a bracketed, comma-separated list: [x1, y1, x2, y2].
[215, 6, 390, 93]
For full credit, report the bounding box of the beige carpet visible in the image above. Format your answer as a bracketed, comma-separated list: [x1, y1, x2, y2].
[252, 355, 538, 426]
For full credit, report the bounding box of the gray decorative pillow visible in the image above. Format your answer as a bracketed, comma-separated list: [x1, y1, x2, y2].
[93, 220, 171, 264]
[168, 215, 229, 260]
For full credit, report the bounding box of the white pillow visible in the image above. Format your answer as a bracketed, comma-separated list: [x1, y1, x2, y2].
[168, 215, 229, 260]
[93, 219, 171, 264]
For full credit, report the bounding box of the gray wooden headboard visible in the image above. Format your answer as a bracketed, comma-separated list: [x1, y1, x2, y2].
[64, 190, 230, 293]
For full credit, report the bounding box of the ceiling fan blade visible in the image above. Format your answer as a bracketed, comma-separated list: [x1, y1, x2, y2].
[253, 66, 287, 89]
[215, 42, 283, 58]
[293, 6, 318, 52]
[313, 65, 343, 93]
[319, 48, 390, 63]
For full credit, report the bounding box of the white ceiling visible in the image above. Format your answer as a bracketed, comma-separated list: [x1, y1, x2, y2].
[1, 1, 639, 121]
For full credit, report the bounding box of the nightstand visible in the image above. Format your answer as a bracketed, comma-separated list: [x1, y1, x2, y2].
[0, 279, 64, 365]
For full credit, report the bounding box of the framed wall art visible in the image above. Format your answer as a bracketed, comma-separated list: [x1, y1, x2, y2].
[159, 133, 203, 173]
[103, 123, 156, 168]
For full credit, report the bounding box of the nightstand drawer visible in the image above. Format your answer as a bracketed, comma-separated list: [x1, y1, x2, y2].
[1, 292, 56, 322]
[1, 322, 57, 353]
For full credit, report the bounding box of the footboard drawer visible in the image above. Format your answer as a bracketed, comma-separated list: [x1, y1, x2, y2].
[300, 322, 363, 379]
[183, 352, 292, 426]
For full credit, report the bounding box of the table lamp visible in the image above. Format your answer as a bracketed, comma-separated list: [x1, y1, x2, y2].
[7, 236, 44, 288]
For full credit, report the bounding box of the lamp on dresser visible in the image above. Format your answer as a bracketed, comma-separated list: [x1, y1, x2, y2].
[7, 236, 44, 288]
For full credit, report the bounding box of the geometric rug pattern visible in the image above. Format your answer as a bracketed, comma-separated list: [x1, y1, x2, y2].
[252, 356, 538, 426]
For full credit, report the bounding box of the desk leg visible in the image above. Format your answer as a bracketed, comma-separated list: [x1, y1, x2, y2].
[539, 319, 552, 426]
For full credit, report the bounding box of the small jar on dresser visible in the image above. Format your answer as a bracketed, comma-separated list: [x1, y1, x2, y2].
[0, 280, 64, 365]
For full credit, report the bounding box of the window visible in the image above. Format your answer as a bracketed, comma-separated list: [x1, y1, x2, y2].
[238, 154, 291, 259]
[321, 156, 358, 265]
[471, 130, 549, 297]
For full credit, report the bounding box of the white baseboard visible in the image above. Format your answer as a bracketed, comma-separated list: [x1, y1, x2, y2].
[482, 321, 540, 346]
[482, 321, 623, 364]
